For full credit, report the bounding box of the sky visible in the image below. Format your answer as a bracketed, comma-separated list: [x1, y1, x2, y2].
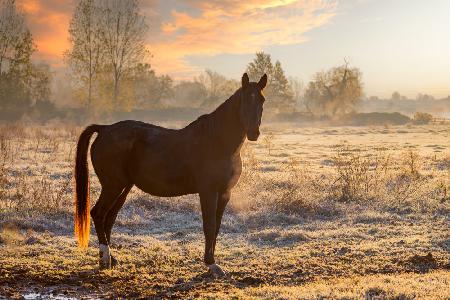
[16, 0, 450, 98]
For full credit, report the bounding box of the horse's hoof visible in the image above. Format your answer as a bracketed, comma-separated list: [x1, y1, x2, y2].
[99, 244, 111, 270]
[208, 264, 226, 278]
[111, 255, 118, 268]
[99, 259, 111, 270]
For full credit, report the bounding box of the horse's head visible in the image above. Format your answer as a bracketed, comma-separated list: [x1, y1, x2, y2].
[239, 73, 267, 141]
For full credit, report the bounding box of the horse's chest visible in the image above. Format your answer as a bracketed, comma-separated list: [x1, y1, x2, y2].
[204, 156, 242, 190]
[225, 163, 242, 190]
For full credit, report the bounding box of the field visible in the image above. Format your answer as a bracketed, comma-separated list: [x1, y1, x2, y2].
[0, 122, 449, 299]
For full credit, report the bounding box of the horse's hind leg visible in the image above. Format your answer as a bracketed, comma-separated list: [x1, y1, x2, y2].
[104, 184, 133, 267]
[91, 185, 125, 269]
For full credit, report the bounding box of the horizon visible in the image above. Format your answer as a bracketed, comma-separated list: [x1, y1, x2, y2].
[16, 0, 450, 99]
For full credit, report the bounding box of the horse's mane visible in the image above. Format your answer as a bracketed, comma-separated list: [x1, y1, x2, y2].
[184, 88, 241, 134]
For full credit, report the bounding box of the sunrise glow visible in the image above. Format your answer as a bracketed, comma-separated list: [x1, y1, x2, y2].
[15, 0, 450, 97]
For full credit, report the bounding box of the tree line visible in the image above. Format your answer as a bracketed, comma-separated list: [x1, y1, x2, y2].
[0, 0, 55, 121]
[1, 0, 372, 122]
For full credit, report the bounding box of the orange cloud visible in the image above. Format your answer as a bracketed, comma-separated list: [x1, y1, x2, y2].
[149, 0, 337, 77]
[17, 0, 73, 66]
[16, 0, 336, 76]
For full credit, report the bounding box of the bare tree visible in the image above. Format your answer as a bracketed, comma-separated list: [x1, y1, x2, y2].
[197, 69, 239, 108]
[0, 0, 37, 120]
[97, 0, 149, 109]
[65, 0, 104, 111]
[304, 61, 363, 116]
[1, 0, 22, 73]
[289, 77, 304, 110]
[0, 0, 35, 74]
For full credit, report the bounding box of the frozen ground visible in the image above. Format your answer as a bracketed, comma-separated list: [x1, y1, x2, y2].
[0, 123, 449, 299]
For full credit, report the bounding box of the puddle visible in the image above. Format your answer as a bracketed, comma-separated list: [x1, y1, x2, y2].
[23, 293, 76, 300]
[19, 286, 106, 300]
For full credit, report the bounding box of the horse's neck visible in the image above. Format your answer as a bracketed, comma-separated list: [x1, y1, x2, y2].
[207, 92, 246, 155]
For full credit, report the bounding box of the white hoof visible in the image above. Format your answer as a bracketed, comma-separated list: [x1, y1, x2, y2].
[208, 263, 226, 278]
[99, 244, 111, 269]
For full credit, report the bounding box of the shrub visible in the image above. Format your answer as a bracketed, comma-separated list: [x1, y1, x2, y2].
[412, 112, 433, 125]
[332, 146, 389, 202]
[262, 132, 275, 156]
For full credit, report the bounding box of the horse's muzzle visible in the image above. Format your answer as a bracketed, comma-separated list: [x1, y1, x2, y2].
[247, 129, 260, 141]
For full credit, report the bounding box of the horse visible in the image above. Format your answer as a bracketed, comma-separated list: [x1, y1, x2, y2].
[74, 73, 267, 277]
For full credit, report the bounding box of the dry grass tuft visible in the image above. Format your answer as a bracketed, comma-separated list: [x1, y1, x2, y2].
[0, 222, 24, 245]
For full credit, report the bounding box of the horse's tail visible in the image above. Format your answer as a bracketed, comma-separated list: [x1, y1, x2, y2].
[74, 124, 103, 249]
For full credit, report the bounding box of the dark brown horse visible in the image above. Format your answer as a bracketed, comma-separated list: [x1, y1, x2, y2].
[74, 73, 267, 276]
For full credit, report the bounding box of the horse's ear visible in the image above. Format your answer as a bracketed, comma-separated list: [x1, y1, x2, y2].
[242, 73, 249, 88]
[258, 74, 267, 89]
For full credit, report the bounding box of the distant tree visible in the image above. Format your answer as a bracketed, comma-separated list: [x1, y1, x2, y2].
[28, 63, 59, 121]
[416, 93, 434, 101]
[304, 62, 363, 116]
[65, 0, 104, 111]
[91, 68, 114, 114]
[246, 51, 274, 83]
[157, 75, 174, 102]
[246, 52, 295, 113]
[197, 69, 239, 108]
[391, 91, 401, 101]
[30, 63, 52, 103]
[0, 0, 36, 120]
[65, 0, 150, 113]
[97, 0, 149, 110]
[391, 91, 407, 101]
[271, 61, 295, 111]
[173, 81, 208, 108]
[272, 62, 289, 95]
[0, 72, 32, 120]
[289, 77, 303, 109]
[197, 70, 222, 105]
[0, 0, 31, 73]
[131, 63, 173, 109]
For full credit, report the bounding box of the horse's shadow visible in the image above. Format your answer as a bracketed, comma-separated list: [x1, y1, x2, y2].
[154, 270, 268, 298]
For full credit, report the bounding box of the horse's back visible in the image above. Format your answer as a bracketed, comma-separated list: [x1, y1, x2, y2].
[90, 120, 196, 195]
[91, 120, 171, 154]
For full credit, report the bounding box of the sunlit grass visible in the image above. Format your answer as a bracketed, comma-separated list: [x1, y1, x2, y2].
[0, 123, 449, 298]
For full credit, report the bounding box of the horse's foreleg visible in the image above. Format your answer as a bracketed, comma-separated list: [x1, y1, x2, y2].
[213, 191, 230, 253]
[199, 190, 224, 277]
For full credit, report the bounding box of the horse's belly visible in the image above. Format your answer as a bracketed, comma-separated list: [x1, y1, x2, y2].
[136, 182, 196, 197]
[133, 169, 197, 197]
